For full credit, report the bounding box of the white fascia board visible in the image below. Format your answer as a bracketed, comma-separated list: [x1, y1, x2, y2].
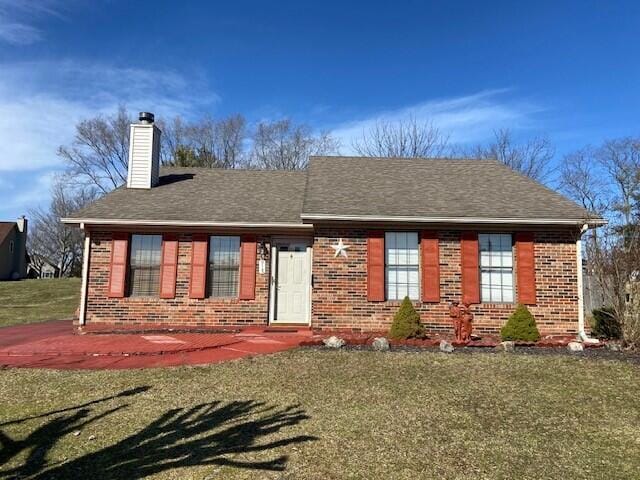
[300, 213, 608, 226]
[61, 218, 313, 229]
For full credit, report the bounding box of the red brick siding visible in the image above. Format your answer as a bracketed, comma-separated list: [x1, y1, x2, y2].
[311, 228, 579, 336]
[85, 231, 270, 327]
[86, 228, 580, 335]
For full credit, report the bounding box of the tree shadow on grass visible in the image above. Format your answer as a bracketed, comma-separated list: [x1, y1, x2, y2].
[1, 389, 315, 479]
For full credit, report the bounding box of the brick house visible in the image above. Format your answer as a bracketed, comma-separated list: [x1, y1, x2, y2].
[63, 113, 605, 337]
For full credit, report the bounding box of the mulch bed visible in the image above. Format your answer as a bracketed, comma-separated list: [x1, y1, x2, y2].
[303, 343, 640, 364]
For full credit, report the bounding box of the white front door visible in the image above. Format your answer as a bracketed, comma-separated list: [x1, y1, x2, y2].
[271, 239, 312, 324]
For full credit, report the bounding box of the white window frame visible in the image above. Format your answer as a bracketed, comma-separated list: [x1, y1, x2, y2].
[385, 231, 420, 301]
[479, 233, 514, 303]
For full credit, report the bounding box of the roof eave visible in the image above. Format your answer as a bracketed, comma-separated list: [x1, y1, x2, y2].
[61, 217, 313, 229]
[300, 213, 608, 227]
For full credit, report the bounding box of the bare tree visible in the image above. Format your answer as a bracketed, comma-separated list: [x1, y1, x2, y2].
[28, 180, 97, 277]
[472, 129, 554, 182]
[560, 147, 608, 218]
[160, 114, 247, 169]
[587, 223, 640, 348]
[562, 136, 640, 347]
[251, 119, 340, 170]
[352, 117, 449, 158]
[58, 106, 133, 194]
[596, 137, 640, 229]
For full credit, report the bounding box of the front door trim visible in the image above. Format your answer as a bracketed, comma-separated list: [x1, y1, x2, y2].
[268, 236, 313, 325]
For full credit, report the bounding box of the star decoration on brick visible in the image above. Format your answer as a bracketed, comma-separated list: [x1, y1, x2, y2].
[331, 238, 350, 258]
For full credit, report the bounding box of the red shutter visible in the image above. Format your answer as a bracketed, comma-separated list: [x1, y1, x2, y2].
[189, 234, 208, 299]
[108, 233, 128, 298]
[159, 234, 179, 299]
[460, 232, 480, 304]
[516, 232, 536, 305]
[239, 236, 257, 300]
[421, 231, 440, 302]
[367, 231, 385, 301]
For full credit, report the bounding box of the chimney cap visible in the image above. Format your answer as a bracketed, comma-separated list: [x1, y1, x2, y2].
[139, 112, 155, 124]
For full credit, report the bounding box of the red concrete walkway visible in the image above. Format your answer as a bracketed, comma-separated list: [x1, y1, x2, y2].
[0, 320, 310, 370]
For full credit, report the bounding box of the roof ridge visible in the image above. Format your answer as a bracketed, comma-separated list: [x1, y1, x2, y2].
[160, 166, 307, 174]
[309, 155, 501, 162]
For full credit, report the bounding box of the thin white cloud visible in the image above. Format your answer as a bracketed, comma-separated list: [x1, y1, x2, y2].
[0, 60, 218, 172]
[331, 89, 545, 152]
[0, 22, 41, 44]
[0, 0, 65, 45]
[0, 170, 56, 219]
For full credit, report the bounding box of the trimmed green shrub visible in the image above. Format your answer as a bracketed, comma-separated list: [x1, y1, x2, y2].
[591, 307, 621, 339]
[389, 296, 425, 340]
[500, 304, 541, 342]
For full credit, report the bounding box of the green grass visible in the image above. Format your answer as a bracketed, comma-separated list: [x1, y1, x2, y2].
[1, 350, 638, 479]
[0, 278, 80, 327]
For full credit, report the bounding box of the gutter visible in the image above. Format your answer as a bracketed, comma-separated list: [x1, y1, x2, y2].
[300, 213, 608, 226]
[78, 225, 91, 327]
[576, 223, 599, 344]
[61, 218, 313, 229]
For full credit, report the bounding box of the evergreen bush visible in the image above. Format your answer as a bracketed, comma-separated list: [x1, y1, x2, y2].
[591, 307, 621, 339]
[389, 296, 425, 340]
[500, 304, 541, 342]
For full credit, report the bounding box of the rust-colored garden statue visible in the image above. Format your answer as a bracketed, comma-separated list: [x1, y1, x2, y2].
[449, 301, 474, 342]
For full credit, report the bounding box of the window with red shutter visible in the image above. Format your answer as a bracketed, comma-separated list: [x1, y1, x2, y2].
[516, 232, 536, 304]
[108, 233, 129, 298]
[239, 236, 257, 300]
[421, 231, 440, 302]
[159, 235, 179, 299]
[189, 234, 208, 299]
[367, 231, 385, 301]
[460, 232, 480, 304]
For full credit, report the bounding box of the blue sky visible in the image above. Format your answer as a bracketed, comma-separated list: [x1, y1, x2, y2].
[0, 0, 639, 220]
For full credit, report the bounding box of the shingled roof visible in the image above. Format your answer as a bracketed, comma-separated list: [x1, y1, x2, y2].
[0, 222, 16, 244]
[67, 168, 308, 225]
[302, 157, 598, 224]
[64, 157, 602, 227]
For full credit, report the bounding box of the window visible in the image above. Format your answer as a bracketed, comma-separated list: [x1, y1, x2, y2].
[208, 236, 240, 297]
[129, 234, 162, 297]
[385, 232, 419, 300]
[9, 240, 14, 253]
[479, 233, 514, 303]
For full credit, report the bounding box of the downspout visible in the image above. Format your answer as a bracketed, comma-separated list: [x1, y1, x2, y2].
[78, 225, 91, 327]
[577, 223, 599, 343]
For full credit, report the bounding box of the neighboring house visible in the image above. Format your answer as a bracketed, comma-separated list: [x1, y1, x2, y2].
[63, 113, 605, 336]
[0, 217, 28, 281]
[27, 254, 61, 279]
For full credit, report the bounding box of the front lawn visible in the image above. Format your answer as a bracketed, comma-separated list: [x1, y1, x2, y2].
[1, 350, 638, 479]
[0, 278, 80, 327]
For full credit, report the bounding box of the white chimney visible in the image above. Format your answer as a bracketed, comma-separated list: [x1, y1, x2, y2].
[127, 112, 161, 189]
[16, 215, 27, 233]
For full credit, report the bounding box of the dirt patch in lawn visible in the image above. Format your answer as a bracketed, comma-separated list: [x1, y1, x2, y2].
[0, 349, 638, 479]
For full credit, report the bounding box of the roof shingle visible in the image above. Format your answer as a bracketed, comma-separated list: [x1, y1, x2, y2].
[69, 168, 307, 224]
[302, 156, 595, 222]
[66, 157, 600, 226]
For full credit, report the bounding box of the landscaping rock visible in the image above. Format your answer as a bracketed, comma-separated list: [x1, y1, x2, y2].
[372, 337, 390, 351]
[439, 340, 454, 353]
[606, 342, 623, 352]
[323, 336, 346, 348]
[495, 341, 515, 353]
[567, 341, 584, 352]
